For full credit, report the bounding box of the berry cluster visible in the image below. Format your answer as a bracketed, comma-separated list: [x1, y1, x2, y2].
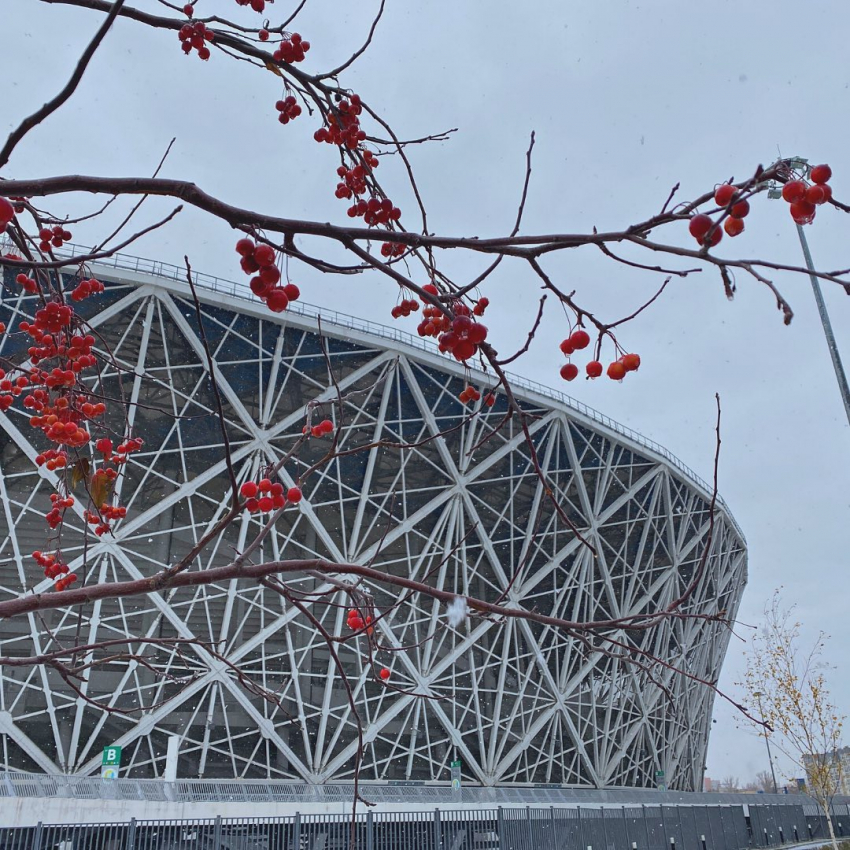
[313, 96, 364, 149]
[45, 493, 74, 530]
[781, 164, 833, 225]
[458, 385, 480, 405]
[711, 183, 751, 237]
[380, 241, 405, 258]
[558, 329, 590, 382]
[347, 197, 401, 227]
[178, 21, 214, 60]
[32, 551, 76, 590]
[38, 225, 72, 252]
[335, 164, 369, 199]
[390, 298, 419, 320]
[302, 418, 334, 438]
[272, 32, 310, 64]
[70, 277, 105, 302]
[235, 238, 301, 312]
[240, 479, 303, 514]
[234, 0, 271, 10]
[605, 353, 641, 380]
[34, 448, 68, 470]
[275, 96, 301, 124]
[347, 608, 372, 632]
[15, 272, 37, 293]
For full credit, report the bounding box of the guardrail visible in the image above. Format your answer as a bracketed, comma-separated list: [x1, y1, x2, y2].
[0, 241, 744, 542]
[1, 772, 842, 808]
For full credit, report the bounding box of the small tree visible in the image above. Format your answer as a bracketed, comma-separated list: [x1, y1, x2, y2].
[741, 594, 846, 850]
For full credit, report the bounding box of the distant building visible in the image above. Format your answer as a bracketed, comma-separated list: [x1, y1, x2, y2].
[802, 747, 850, 795]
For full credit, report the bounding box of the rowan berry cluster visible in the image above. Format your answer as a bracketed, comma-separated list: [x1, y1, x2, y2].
[347, 608, 371, 632]
[32, 551, 76, 590]
[390, 298, 419, 319]
[272, 32, 310, 63]
[781, 164, 833, 226]
[34, 449, 67, 471]
[605, 353, 641, 381]
[46, 494, 74, 529]
[275, 96, 301, 124]
[178, 21, 214, 60]
[335, 164, 368, 199]
[313, 96, 364, 148]
[37, 225, 72, 252]
[380, 242, 405, 258]
[458, 385, 480, 405]
[235, 237, 301, 312]
[240, 479, 303, 513]
[70, 277, 105, 302]
[346, 197, 402, 227]
[558, 329, 590, 382]
[436, 305, 489, 362]
[302, 418, 334, 438]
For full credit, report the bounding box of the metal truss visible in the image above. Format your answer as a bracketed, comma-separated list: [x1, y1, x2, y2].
[0, 264, 747, 789]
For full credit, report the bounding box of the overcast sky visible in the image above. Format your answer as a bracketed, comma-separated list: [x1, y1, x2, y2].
[2, 0, 849, 786]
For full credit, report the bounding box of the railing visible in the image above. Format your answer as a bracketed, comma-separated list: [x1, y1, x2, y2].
[0, 241, 744, 542]
[1, 772, 843, 808]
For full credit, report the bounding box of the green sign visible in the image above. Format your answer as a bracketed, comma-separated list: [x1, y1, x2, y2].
[655, 770, 665, 779]
[451, 759, 462, 793]
[102, 746, 122, 766]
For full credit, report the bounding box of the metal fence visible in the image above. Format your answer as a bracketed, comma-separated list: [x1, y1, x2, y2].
[0, 239, 743, 539]
[1, 803, 849, 850]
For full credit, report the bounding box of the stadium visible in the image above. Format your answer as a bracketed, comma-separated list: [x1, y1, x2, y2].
[0, 251, 747, 791]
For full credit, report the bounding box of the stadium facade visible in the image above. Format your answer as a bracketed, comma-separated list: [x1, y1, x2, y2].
[0, 254, 747, 791]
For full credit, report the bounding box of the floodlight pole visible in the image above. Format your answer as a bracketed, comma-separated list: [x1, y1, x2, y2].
[769, 157, 850, 429]
[753, 691, 779, 794]
[794, 223, 850, 428]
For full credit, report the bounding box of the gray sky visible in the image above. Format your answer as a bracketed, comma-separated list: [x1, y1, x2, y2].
[2, 0, 848, 786]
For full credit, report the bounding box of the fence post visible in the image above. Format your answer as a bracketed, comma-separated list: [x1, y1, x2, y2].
[32, 822, 43, 850]
[293, 812, 301, 850]
[550, 807, 557, 850]
[642, 804, 651, 850]
[434, 807, 442, 850]
[213, 815, 222, 848]
[498, 807, 505, 850]
[705, 807, 716, 850]
[126, 817, 137, 850]
[366, 810, 374, 850]
[526, 806, 534, 850]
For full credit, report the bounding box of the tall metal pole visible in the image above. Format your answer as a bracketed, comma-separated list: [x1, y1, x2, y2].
[795, 223, 850, 429]
[754, 691, 779, 794]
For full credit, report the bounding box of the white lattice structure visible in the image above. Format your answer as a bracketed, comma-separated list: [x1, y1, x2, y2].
[0, 258, 747, 790]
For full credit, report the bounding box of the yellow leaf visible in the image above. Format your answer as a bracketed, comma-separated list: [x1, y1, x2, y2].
[71, 458, 91, 490]
[265, 60, 283, 77]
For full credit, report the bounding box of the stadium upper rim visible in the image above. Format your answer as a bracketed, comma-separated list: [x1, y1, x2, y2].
[0, 239, 745, 544]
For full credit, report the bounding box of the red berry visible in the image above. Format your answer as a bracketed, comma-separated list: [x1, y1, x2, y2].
[241, 481, 259, 499]
[259, 29, 269, 41]
[0, 197, 14, 225]
[254, 245, 276, 267]
[559, 363, 579, 381]
[319, 419, 333, 434]
[183, 3, 193, 15]
[569, 329, 590, 350]
[586, 360, 603, 378]
[729, 199, 750, 219]
[258, 478, 272, 493]
[688, 214, 713, 240]
[559, 339, 574, 356]
[607, 361, 626, 381]
[266, 288, 289, 312]
[258, 496, 274, 513]
[379, 668, 391, 681]
[484, 393, 496, 407]
[810, 164, 832, 185]
[714, 184, 736, 206]
[283, 283, 300, 301]
[781, 181, 807, 204]
[287, 486, 303, 503]
[805, 184, 826, 206]
[820, 184, 833, 203]
[621, 353, 641, 372]
[452, 339, 476, 361]
[245, 498, 259, 513]
[724, 217, 744, 237]
[790, 200, 816, 225]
